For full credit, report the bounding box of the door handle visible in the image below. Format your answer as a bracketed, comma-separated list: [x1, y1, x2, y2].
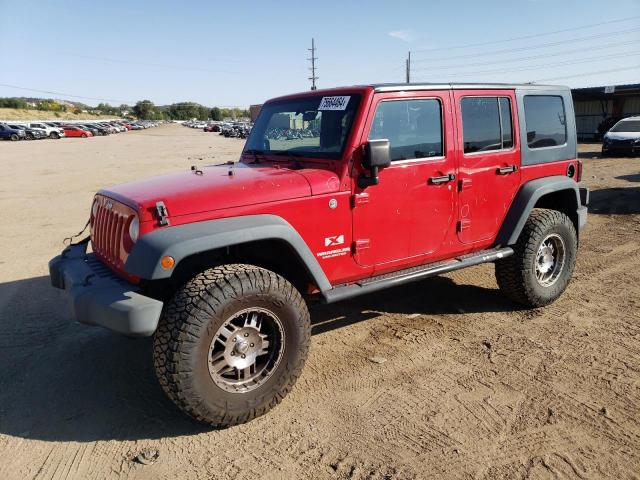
[497, 165, 518, 175]
[429, 173, 456, 185]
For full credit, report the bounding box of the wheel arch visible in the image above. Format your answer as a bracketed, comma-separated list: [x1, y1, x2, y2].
[495, 176, 581, 247]
[125, 214, 331, 295]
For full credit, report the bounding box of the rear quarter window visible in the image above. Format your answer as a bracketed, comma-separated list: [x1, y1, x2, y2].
[524, 95, 567, 149]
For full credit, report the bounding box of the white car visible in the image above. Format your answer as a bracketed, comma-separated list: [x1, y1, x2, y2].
[27, 122, 65, 139]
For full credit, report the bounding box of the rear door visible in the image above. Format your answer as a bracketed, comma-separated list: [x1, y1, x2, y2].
[353, 91, 457, 267]
[453, 90, 521, 244]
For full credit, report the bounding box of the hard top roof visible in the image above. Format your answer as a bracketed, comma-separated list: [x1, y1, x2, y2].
[370, 82, 567, 92]
[267, 83, 568, 102]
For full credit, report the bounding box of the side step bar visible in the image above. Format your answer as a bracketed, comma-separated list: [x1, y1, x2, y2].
[323, 247, 513, 304]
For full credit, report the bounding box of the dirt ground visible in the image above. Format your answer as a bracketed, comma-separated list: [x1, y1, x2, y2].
[0, 125, 638, 480]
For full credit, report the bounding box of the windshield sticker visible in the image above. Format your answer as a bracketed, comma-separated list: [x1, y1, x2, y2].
[318, 96, 351, 111]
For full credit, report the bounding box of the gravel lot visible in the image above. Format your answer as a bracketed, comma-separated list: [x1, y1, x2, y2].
[0, 125, 638, 479]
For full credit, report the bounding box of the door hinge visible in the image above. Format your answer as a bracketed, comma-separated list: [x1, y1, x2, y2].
[459, 178, 472, 192]
[351, 192, 370, 208]
[352, 239, 371, 252]
[457, 219, 471, 232]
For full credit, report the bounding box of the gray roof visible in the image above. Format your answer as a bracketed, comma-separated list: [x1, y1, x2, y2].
[371, 82, 568, 92]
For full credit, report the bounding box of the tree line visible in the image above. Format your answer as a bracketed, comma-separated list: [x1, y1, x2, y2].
[133, 100, 249, 121]
[0, 97, 250, 121]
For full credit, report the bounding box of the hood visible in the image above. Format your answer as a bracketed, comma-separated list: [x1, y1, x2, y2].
[605, 131, 640, 141]
[99, 163, 340, 222]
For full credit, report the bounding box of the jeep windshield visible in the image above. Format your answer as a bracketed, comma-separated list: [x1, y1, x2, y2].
[244, 94, 361, 160]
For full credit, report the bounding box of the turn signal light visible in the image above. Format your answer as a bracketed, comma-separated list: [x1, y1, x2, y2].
[160, 256, 175, 269]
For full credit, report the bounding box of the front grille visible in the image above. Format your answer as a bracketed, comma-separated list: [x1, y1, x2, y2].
[90, 195, 135, 272]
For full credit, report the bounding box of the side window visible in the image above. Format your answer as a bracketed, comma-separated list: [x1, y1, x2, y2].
[368, 98, 442, 161]
[499, 98, 513, 148]
[461, 96, 513, 153]
[524, 95, 567, 148]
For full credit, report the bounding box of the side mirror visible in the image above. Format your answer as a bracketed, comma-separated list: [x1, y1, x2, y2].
[358, 139, 390, 188]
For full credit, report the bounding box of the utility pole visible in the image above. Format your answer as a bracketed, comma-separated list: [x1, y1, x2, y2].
[405, 51, 411, 84]
[308, 38, 318, 90]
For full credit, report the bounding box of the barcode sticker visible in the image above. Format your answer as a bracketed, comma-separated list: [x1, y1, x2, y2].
[318, 96, 351, 111]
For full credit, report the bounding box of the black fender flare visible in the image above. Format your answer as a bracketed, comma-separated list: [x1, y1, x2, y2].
[124, 214, 332, 292]
[495, 176, 583, 247]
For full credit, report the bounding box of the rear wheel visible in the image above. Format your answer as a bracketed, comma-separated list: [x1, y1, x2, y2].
[153, 264, 311, 427]
[495, 208, 577, 307]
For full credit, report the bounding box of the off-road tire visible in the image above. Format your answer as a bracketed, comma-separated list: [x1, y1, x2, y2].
[153, 264, 311, 427]
[495, 208, 577, 307]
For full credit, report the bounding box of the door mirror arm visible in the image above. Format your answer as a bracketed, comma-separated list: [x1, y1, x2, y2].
[358, 139, 391, 189]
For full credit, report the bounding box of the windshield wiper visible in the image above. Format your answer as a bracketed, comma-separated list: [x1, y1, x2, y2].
[273, 150, 304, 168]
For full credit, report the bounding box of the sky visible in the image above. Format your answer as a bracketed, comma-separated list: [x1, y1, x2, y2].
[1, 0, 639, 107]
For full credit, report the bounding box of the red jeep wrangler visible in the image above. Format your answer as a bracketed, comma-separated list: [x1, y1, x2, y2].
[50, 83, 588, 426]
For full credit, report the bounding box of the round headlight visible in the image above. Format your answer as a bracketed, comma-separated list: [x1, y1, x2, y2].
[128, 216, 139, 243]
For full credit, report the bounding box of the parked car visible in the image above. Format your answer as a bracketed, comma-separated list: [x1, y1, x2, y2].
[49, 83, 588, 428]
[602, 116, 640, 156]
[61, 125, 93, 138]
[8, 124, 46, 140]
[0, 123, 26, 140]
[204, 122, 220, 132]
[76, 124, 100, 136]
[83, 123, 111, 136]
[27, 122, 65, 139]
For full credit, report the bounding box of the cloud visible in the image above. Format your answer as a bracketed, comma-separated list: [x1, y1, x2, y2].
[388, 30, 413, 42]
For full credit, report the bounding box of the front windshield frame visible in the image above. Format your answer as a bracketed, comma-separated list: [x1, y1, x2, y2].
[244, 93, 362, 160]
[610, 119, 640, 133]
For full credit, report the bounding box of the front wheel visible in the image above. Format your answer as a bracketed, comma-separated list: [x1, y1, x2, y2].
[153, 264, 311, 427]
[50, 132, 59, 139]
[81, 133, 87, 138]
[495, 208, 577, 307]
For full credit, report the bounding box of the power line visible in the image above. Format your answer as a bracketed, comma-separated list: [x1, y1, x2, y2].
[69, 54, 245, 75]
[411, 26, 640, 63]
[411, 15, 640, 53]
[412, 50, 640, 80]
[532, 64, 640, 83]
[308, 38, 318, 90]
[411, 40, 639, 73]
[0, 83, 134, 104]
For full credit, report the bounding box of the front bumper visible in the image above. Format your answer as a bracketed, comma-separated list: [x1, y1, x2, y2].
[49, 243, 163, 337]
[602, 142, 640, 155]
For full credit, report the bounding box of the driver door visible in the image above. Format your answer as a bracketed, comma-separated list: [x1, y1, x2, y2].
[352, 91, 457, 268]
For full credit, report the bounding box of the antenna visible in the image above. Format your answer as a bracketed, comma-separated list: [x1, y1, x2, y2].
[308, 38, 318, 90]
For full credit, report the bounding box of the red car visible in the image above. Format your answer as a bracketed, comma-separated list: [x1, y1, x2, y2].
[62, 126, 93, 138]
[50, 83, 588, 427]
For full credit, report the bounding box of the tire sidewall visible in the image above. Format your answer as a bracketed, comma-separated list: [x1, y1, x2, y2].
[526, 218, 576, 303]
[189, 285, 307, 418]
